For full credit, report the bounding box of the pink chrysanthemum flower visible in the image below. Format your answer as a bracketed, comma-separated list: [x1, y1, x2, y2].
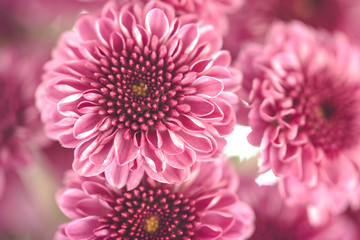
[235, 21, 360, 217]
[36, 0, 238, 187]
[55, 159, 254, 240]
[223, 0, 360, 58]
[237, 169, 358, 240]
[0, 45, 47, 179]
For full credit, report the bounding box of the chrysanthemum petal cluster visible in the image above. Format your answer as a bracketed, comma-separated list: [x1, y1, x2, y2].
[55, 159, 254, 240]
[236, 21, 360, 219]
[37, 0, 238, 188]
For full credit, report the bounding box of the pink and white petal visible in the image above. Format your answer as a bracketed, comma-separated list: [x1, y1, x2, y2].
[58, 93, 83, 118]
[81, 181, 114, 201]
[184, 96, 215, 117]
[165, 148, 195, 169]
[114, 131, 139, 165]
[76, 15, 99, 41]
[76, 198, 110, 217]
[200, 211, 235, 233]
[145, 9, 169, 40]
[73, 158, 108, 177]
[126, 166, 145, 191]
[195, 225, 222, 240]
[178, 24, 199, 54]
[145, 164, 190, 184]
[89, 143, 114, 166]
[104, 161, 130, 189]
[110, 32, 125, 53]
[74, 113, 102, 139]
[65, 216, 101, 240]
[146, 130, 163, 149]
[75, 137, 99, 161]
[178, 131, 213, 153]
[178, 114, 206, 132]
[142, 145, 166, 173]
[57, 189, 88, 219]
[160, 130, 185, 155]
[192, 76, 224, 98]
[95, 18, 114, 47]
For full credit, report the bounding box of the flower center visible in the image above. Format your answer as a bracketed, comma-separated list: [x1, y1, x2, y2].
[98, 183, 197, 239]
[88, 36, 191, 133]
[144, 215, 159, 234]
[132, 82, 148, 97]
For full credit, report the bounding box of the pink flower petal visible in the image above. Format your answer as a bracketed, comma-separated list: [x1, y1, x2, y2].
[74, 113, 102, 139]
[165, 148, 196, 169]
[76, 15, 98, 41]
[178, 23, 199, 54]
[159, 130, 185, 155]
[114, 131, 139, 165]
[185, 96, 215, 117]
[145, 9, 169, 40]
[58, 189, 87, 219]
[65, 216, 101, 239]
[192, 76, 224, 98]
[104, 161, 129, 189]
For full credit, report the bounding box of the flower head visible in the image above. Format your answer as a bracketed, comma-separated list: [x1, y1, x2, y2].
[55, 159, 254, 239]
[235, 21, 360, 217]
[0, 45, 47, 175]
[224, 0, 360, 58]
[37, 0, 238, 188]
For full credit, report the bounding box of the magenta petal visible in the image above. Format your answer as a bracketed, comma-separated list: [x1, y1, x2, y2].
[110, 32, 124, 53]
[201, 211, 235, 232]
[74, 113, 102, 139]
[114, 131, 139, 165]
[142, 145, 166, 173]
[104, 161, 129, 189]
[178, 114, 206, 132]
[195, 225, 222, 240]
[184, 96, 215, 117]
[65, 216, 101, 239]
[160, 130, 184, 155]
[165, 148, 196, 169]
[178, 24, 199, 53]
[76, 198, 109, 217]
[192, 76, 224, 98]
[76, 15, 98, 41]
[95, 18, 114, 46]
[178, 131, 213, 153]
[89, 143, 113, 166]
[58, 93, 82, 118]
[81, 181, 113, 201]
[73, 157, 108, 176]
[145, 9, 169, 40]
[146, 130, 163, 149]
[58, 189, 87, 219]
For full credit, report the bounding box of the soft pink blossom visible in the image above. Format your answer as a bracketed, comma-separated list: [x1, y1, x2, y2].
[0, 45, 49, 183]
[55, 159, 254, 240]
[237, 169, 358, 240]
[224, 0, 360, 59]
[235, 21, 360, 220]
[37, 0, 239, 188]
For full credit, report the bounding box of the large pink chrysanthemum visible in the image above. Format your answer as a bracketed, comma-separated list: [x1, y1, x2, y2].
[55, 159, 254, 240]
[237, 169, 358, 240]
[235, 21, 360, 216]
[223, 0, 360, 59]
[36, 0, 238, 187]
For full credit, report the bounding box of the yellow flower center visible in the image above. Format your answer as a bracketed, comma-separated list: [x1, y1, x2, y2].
[132, 82, 147, 96]
[144, 215, 159, 234]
